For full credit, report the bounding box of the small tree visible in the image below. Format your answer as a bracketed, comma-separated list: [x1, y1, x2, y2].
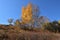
[14, 19, 21, 26]
[8, 18, 13, 25]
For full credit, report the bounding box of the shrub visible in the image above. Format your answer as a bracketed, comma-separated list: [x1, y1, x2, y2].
[44, 21, 60, 33]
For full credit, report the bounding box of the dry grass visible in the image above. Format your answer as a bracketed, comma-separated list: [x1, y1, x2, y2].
[0, 25, 60, 40]
[0, 30, 60, 40]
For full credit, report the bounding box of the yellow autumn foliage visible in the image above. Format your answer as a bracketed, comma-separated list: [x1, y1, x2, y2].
[22, 3, 33, 24]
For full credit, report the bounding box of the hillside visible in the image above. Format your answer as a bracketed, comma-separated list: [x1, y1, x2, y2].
[0, 25, 60, 40]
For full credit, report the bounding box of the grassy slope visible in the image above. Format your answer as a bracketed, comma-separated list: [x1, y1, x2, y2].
[0, 25, 60, 40]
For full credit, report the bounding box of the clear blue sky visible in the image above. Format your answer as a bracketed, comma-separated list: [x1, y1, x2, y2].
[0, 0, 60, 24]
